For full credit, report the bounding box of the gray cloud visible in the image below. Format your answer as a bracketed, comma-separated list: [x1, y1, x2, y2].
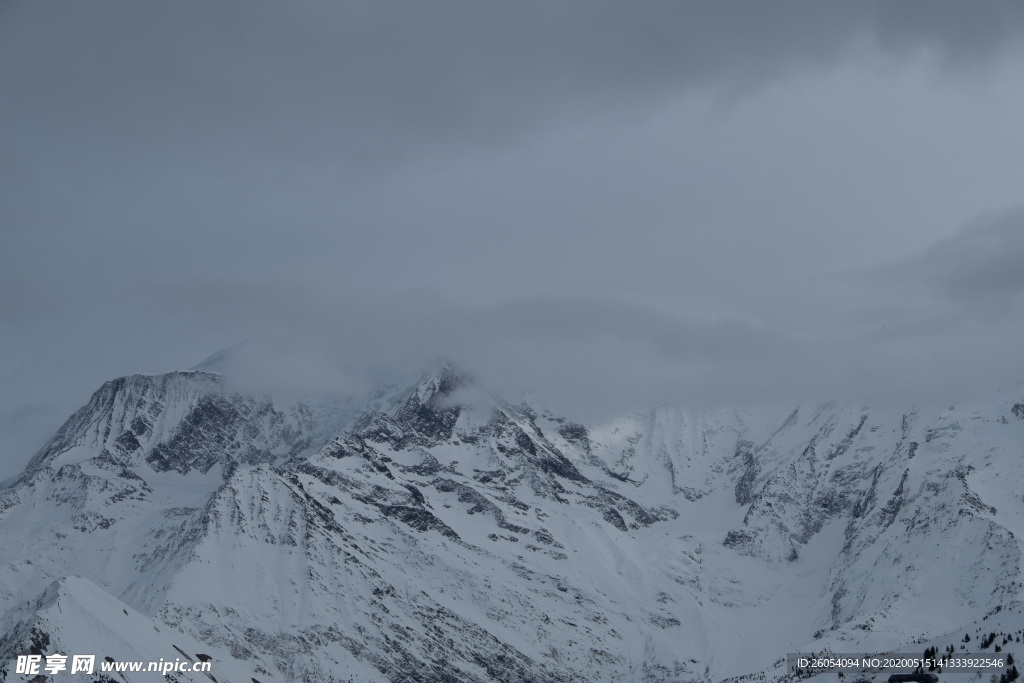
[4, 1, 1024, 175]
[853, 207, 1024, 337]
[900, 208, 1024, 311]
[149, 272, 1020, 422]
[4, 2, 1024, 478]
[0, 402, 61, 475]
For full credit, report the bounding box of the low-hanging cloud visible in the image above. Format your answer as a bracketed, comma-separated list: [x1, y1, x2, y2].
[166, 223, 1024, 421]
[880, 207, 1024, 315]
[4, 2, 1024, 479]
[3, 205, 1024, 480]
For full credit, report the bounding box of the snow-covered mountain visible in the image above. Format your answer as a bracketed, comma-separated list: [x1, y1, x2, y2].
[3, 358, 1024, 682]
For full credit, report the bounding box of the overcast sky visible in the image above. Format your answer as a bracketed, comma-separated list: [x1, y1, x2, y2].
[3, 1, 1024, 479]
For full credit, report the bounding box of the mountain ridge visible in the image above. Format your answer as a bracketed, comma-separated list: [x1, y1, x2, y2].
[3, 361, 1024, 681]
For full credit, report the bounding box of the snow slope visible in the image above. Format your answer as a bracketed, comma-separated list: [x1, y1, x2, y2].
[2, 362, 1024, 682]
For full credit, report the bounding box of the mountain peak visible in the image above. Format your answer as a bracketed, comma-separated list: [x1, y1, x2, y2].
[409, 358, 472, 403]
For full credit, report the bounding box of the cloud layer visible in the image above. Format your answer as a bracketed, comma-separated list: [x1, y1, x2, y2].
[3, 2, 1024, 478]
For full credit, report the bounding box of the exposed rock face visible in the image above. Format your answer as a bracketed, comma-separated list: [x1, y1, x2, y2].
[15, 371, 354, 485]
[3, 364, 1024, 682]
